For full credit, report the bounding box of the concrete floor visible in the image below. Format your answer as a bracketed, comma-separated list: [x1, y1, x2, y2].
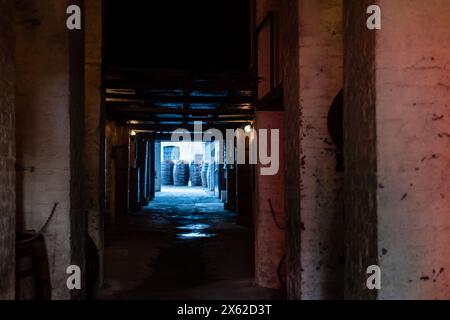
[97, 187, 281, 300]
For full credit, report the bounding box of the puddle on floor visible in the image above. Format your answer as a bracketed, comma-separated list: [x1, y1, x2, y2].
[177, 232, 215, 240]
[177, 231, 216, 240]
[177, 223, 211, 230]
[176, 223, 215, 239]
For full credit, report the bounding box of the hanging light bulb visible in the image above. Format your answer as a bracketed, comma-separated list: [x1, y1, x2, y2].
[130, 130, 137, 136]
[244, 124, 253, 133]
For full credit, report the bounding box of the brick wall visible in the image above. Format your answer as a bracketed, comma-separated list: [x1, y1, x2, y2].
[256, 0, 344, 299]
[344, 0, 450, 300]
[279, 0, 302, 300]
[16, 0, 86, 299]
[297, 0, 344, 299]
[0, 0, 15, 300]
[255, 111, 285, 290]
[343, 0, 378, 300]
[376, 0, 450, 299]
[85, 0, 104, 290]
[256, 0, 301, 298]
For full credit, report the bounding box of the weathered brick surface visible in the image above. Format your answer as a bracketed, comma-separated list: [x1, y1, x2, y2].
[105, 121, 117, 225]
[0, 0, 15, 300]
[344, 0, 450, 300]
[16, 0, 85, 299]
[256, 0, 300, 298]
[375, 0, 450, 300]
[256, 0, 344, 299]
[255, 111, 285, 290]
[85, 0, 104, 289]
[279, 0, 303, 300]
[297, 0, 344, 299]
[343, 0, 378, 300]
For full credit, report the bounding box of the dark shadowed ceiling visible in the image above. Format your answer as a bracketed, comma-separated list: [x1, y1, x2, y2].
[105, 0, 252, 71]
[104, 0, 255, 132]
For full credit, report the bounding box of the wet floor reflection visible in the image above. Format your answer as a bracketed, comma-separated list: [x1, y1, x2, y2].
[177, 223, 211, 230]
[177, 232, 216, 240]
[176, 223, 215, 239]
[138, 187, 236, 240]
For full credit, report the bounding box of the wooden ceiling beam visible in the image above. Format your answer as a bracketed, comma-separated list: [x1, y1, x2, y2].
[126, 123, 249, 132]
[105, 94, 254, 105]
[107, 105, 254, 115]
[109, 114, 254, 122]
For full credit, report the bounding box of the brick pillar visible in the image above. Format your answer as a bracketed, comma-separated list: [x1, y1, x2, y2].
[236, 162, 253, 226]
[0, 0, 15, 300]
[105, 121, 116, 225]
[345, 0, 450, 299]
[225, 164, 237, 212]
[114, 126, 130, 215]
[342, 0, 377, 300]
[129, 138, 140, 212]
[277, 0, 302, 300]
[16, 0, 86, 299]
[138, 140, 149, 205]
[155, 142, 162, 192]
[296, 0, 344, 300]
[149, 140, 156, 199]
[85, 0, 104, 290]
[256, 0, 344, 299]
[255, 111, 285, 290]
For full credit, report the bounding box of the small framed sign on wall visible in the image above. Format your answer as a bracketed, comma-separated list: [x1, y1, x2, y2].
[256, 12, 275, 101]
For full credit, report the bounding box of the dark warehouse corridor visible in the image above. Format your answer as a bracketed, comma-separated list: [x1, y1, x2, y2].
[99, 187, 279, 300]
[2, 0, 450, 307]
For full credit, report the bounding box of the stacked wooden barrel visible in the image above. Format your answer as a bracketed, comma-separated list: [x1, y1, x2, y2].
[189, 161, 202, 186]
[161, 160, 174, 185]
[163, 146, 180, 161]
[225, 165, 236, 212]
[16, 238, 35, 300]
[207, 162, 213, 190]
[236, 164, 252, 217]
[173, 160, 190, 186]
[201, 162, 209, 188]
[16, 232, 51, 300]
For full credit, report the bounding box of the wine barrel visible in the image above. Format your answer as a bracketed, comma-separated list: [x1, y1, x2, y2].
[31, 234, 51, 300]
[86, 235, 99, 299]
[16, 236, 35, 300]
[163, 146, 180, 161]
[161, 160, 174, 186]
[201, 163, 209, 188]
[189, 161, 202, 186]
[173, 160, 190, 186]
[207, 163, 213, 190]
[225, 165, 236, 212]
[129, 167, 140, 212]
[236, 164, 252, 220]
[16, 232, 52, 300]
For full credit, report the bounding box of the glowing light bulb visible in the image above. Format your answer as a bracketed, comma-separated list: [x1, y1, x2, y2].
[244, 124, 253, 133]
[130, 130, 137, 136]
